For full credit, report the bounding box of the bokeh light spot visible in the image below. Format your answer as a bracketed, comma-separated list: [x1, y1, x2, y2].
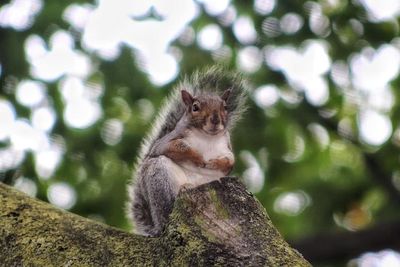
[16, 80, 46, 108]
[274, 191, 311, 216]
[262, 17, 281, 37]
[63, 3, 93, 31]
[280, 13, 304, 35]
[197, 24, 223, 51]
[101, 119, 124, 146]
[253, 85, 279, 108]
[358, 110, 392, 146]
[237, 46, 263, 73]
[10, 120, 49, 151]
[233, 16, 257, 44]
[354, 250, 400, 267]
[254, 0, 275, 15]
[0, 148, 25, 172]
[360, 0, 400, 22]
[240, 151, 264, 193]
[27, 31, 92, 82]
[199, 0, 230, 16]
[14, 177, 37, 197]
[0, 100, 16, 141]
[47, 182, 77, 210]
[31, 106, 56, 132]
[64, 99, 102, 129]
[35, 142, 63, 179]
[350, 45, 400, 92]
[0, 0, 43, 31]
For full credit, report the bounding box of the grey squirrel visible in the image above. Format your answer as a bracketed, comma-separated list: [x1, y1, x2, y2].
[127, 67, 248, 236]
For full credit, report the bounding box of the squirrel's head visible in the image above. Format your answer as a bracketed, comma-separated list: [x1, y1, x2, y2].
[181, 89, 231, 135]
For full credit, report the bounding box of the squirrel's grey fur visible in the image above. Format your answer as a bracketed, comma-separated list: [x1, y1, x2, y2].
[127, 66, 248, 236]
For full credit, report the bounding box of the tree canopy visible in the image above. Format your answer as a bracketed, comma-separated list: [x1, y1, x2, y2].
[1, 0, 400, 265]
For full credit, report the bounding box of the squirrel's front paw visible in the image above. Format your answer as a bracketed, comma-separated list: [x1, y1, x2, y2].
[206, 157, 234, 174]
[192, 157, 206, 168]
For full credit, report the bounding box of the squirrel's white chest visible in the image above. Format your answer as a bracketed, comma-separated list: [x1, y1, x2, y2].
[184, 131, 231, 161]
[178, 130, 233, 184]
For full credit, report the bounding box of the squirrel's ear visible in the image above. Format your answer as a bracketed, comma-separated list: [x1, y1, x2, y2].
[181, 90, 194, 106]
[221, 88, 232, 102]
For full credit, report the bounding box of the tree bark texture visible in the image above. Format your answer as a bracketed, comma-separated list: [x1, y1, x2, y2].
[0, 177, 310, 266]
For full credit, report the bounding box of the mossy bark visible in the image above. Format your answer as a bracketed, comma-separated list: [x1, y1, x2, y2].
[0, 177, 310, 266]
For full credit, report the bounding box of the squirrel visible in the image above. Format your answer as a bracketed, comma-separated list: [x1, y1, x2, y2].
[127, 67, 248, 236]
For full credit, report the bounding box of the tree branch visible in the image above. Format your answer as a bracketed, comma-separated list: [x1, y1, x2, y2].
[0, 178, 310, 266]
[291, 220, 400, 264]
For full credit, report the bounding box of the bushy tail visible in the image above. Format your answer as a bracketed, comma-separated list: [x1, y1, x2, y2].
[137, 66, 248, 163]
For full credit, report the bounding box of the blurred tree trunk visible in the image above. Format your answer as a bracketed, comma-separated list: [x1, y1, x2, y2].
[0, 177, 310, 266]
[291, 220, 400, 264]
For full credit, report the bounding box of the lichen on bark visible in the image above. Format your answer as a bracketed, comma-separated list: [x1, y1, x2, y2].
[0, 177, 310, 266]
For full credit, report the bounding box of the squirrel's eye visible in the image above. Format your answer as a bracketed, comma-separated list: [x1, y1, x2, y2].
[192, 103, 200, 112]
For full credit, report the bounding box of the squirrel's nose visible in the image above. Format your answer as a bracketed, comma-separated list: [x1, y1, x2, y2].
[210, 113, 220, 125]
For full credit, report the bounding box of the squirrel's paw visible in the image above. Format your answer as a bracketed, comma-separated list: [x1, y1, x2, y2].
[206, 157, 234, 174]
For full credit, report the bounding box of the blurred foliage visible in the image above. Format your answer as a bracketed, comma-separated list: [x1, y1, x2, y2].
[1, 0, 400, 265]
